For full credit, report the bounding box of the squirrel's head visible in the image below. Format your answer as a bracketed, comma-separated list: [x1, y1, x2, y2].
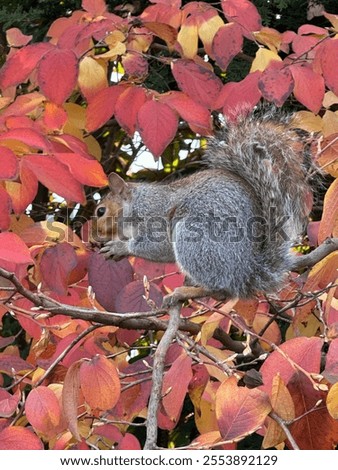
[90, 173, 132, 245]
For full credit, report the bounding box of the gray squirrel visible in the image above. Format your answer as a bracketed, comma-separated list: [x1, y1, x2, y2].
[92, 110, 313, 305]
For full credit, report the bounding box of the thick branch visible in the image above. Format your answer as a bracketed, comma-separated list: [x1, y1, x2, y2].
[144, 303, 181, 450]
[290, 238, 338, 271]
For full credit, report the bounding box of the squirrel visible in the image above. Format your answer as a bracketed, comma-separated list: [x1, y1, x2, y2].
[92, 109, 313, 306]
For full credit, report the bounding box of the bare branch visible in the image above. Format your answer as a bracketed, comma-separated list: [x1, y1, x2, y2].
[290, 238, 338, 271]
[269, 412, 300, 450]
[144, 303, 181, 450]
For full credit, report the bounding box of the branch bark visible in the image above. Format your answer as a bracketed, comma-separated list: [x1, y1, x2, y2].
[290, 238, 338, 271]
[144, 303, 181, 450]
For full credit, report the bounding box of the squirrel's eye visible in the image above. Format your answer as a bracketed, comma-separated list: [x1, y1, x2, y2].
[96, 206, 106, 218]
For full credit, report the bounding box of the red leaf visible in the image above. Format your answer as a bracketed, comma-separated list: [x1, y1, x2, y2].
[221, 0, 262, 38]
[40, 243, 78, 295]
[23, 154, 85, 203]
[80, 355, 121, 410]
[0, 43, 52, 89]
[0, 390, 20, 418]
[5, 164, 38, 214]
[25, 386, 62, 438]
[161, 353, 193, 426]
[115, 280, 163, 312]
[289, 64, 324, 114]
[258, 62, 294, 107]
[0, 128, 50, 151]
[216, 376, 271, 441]
[172, 59, 223, 109]
[88, 253, 134, 311]
[0, 426, 43, 450]
[38, 48, 78, 105]
[133, 257, 165, 284]
[212, 23, 243, 70]
[215, 71, 262, 119]
[287, 371, 338, 449]
[0, 187, 12, 231]
[115, 86, 147, 136]
[161, 91, 212, 135]
[260, 337, 323, 393]
[0, 232, 33, 274]
[54, 153, 108, 187]
[137, 99, 178, 157]
[62, 360, 82, 441]
[0, 148, 18, 180]
[86, 85, 125, 132]
[323, 338, 338, 383]
[315, 38, 338, 95]
[0, 354, 34, 375]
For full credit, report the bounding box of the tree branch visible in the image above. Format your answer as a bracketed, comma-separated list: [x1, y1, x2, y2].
[269, 412, 300, 450]
[144, 303, 181, 450]
[290, 238, 338, 271]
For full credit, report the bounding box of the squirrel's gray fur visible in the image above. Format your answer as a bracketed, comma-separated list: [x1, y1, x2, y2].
[96, 109, 312, 299]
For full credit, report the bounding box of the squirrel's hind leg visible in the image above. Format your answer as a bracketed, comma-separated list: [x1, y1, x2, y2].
[162, 286, 228, 308]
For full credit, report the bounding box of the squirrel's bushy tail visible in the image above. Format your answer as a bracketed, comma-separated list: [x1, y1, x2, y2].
[204, 108, 313, 293]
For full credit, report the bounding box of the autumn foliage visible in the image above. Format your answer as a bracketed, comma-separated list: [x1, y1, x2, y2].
[0, 0, 337, 451]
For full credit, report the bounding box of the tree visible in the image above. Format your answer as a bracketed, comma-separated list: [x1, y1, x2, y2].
[0, 0, 337, 451]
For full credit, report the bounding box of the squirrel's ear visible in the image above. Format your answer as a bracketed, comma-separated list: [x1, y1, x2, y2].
[108, 173, 130, 196]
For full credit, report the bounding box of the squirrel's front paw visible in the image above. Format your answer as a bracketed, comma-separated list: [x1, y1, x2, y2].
[99, 240, 129, 261]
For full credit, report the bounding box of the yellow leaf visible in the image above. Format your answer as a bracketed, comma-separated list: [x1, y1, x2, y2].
[250, 48, 281, 73]
[96, 42, 127, 59]
[105, 30, 125, 45]
[78, 57, 108, 100]
[254, 27, 282, 53]
[198, 15, 224, 56]
[292, 111, 323, 133]
[177, 22, 198, 59]
[322, 110, 338, 137]
[327, 382, 338, 418]
[84, 135, 102, 161]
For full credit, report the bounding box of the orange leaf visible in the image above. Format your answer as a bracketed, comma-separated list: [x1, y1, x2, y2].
[82, 0, 107, 16]
[172, 59, 223, 109]
[327, 382, 338, 419]
[6, 27, 32, 47]
[43, 102, 68, 131]
[80, 355, 121, 411]
[161, 353, 193, 424]
[62, 360, 82, 441]
[23, 154, 85, 203]
[144, 22, 177, 51]
[38, 48, 78, 105]
[137, 99, 178, 157]
[0, 426, 43, 450]
[216, 376, 271, 441]
[25, 386, 62, 438]
[5, 164, 38, 214]
[54, 153, 108, 187]
[86, 85, 125, 132]
[0, 128, 50, 151]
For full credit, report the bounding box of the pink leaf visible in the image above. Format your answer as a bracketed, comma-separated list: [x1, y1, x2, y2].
[212, 23, 243, 70]
[221, 0, 262, 38]
[137, 99, 178, 157]
[115, 280, 163, 312]
[258, 62, 294, 107]
[0, 148, 18, 180]
[6, 28, 32, 47]
[0, 128, 50, 151]
[40, 243, 78, 295]
[38, 48, 78, 105]
[0, 187, 12, 231]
